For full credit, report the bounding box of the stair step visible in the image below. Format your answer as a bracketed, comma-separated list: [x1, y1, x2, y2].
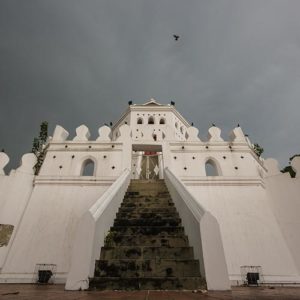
[110, 226, 184, 236]
[105, 235, 189, 247]
[95, 259, 201, 278]
[114, 218, 181, 227]
[118, 207, 178, 214]
[121, 202, 175, 208]
[125, 192, 170, 197]
[100, 246, 194, 260]
[116, 212, 180, 219]
[89, 276, 206, 290]
[123, 197, 172, 203]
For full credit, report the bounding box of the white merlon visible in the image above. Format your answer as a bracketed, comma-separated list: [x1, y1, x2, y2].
[52, 125, 69, 142]
[73, 125, 91, 141]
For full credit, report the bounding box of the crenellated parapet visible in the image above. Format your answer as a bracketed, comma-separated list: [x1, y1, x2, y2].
[0, 152, 37, 176]
[0, 152, 9, 175]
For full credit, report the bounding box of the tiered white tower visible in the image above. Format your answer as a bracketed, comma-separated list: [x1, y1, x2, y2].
[0, 99, 300, 290]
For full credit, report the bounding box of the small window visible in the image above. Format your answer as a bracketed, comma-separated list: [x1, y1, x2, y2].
[137, 118, 143, 124]
[180, 126, 184, 134]
[205, 159, 219, 176]
[159, 118, 165, 124]
[175, 122, 178, 129]
[148, 116, 154, 124]
[81, 159, 95, 176]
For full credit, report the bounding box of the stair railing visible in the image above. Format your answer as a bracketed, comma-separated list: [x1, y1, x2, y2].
[164, 167, 231, 290]
[65, 168, 131, 290]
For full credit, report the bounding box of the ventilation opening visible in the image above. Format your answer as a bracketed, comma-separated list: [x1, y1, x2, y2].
[241, 266, 263, 286]
[247, 273, 259, 285]
[34, 264, 57, 284]
[81, 159, 95, 176]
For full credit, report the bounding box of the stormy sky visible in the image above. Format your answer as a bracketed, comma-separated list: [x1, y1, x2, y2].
[0, 0, 300, 171]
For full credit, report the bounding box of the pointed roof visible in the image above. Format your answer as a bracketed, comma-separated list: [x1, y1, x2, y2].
[112, 98, 190, 129]
[142, 98, 163, 106]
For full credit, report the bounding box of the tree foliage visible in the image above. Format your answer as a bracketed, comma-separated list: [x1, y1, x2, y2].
[32, 121, 48, 175]
[253, 143, 264, 157]
[281, 154, 300, 178]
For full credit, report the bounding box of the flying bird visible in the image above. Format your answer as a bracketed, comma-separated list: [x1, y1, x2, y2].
[173, 34, 180, 41]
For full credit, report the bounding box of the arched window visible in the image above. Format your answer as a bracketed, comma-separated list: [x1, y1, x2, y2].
[175, 122, 178, 129]
[148, 116, 154, 124]
[205, 159, 220, 176]
[137, 118, 143, 124]
[81, 159, 95, 176]
[159, 118, 165, 124]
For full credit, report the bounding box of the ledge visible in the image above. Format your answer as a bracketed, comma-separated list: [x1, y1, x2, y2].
[34, 176, 118, 186]
[180, 176, 265, 187]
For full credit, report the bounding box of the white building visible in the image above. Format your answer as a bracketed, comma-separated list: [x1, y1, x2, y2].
[0, 99, 299, 290]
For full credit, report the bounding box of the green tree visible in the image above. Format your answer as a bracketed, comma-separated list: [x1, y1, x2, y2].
[32, 121, 48, 175]
[253, 143, 264, 157]
[281, 154, 300, 178]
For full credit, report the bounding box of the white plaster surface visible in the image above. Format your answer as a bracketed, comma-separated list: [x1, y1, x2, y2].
[187, 184, 299, 284]
[264, 159, 300, 274]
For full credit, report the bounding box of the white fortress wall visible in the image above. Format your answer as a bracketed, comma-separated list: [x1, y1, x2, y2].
[164, 130, 300, 284]
[0, 124, 132, 283]
[264, 157, 300, 273]
[0, 153, 36, 271]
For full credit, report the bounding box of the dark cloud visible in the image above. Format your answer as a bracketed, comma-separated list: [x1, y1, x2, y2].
[1, 0, 300, 170]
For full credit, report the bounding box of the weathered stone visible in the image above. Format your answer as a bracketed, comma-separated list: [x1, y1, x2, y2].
[0, 224, 14, 247]
[90, 180, 205, 290]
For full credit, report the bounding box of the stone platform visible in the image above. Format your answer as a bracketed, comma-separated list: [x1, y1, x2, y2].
[1, 284, 300, 300]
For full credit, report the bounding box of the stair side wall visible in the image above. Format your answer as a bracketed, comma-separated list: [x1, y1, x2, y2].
[187, 184, 300, 285]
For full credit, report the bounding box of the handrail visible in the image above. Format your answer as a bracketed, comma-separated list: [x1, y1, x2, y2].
[90, 169, 130, 219]
[164, 167, 206, 218]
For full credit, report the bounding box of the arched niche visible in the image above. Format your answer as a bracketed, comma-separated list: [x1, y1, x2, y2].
[159, 118, 166, 125]
[148, 116, 155, 124]
[81, 159, 96, 176]
[205, 158, 221, 176]
[137, 118, 143, 125]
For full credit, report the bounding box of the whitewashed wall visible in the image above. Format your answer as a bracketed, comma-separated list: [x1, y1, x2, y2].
[0, 153, 36, 271]
[264, 157, 300, 274]
[0, 124, 132, 283]
[186, 183, 299, 285]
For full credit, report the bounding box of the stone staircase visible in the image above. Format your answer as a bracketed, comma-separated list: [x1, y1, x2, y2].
[89, 180, 206, 290]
